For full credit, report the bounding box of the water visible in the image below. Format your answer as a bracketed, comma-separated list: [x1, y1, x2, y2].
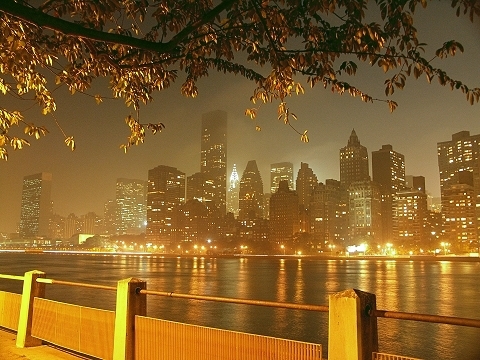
[0, 253, 479, 360]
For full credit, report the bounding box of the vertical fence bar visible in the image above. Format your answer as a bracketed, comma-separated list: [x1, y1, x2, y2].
[328, 288, 378, 360]
[113, 277, 146, 360]
[16, 270, 46, 348]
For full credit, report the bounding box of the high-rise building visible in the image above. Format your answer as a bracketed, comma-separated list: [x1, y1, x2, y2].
[64, 213, 79, 239]
[115, 178, 147, 234]
[201, 110, 227, 214]
[227, 164, 240, 217]
[239, 160, 264, 219]
[19, 172, 52, 239]
[372, 144, 406, 243]
[103, 199, 116, 235]
[269, 180, 300, 244]
[186, 172, 204, 202]
[405, 175, 426, 193]
[295, 162, 318, 211]
[340, 129, 369, 189]
[310, 179, 342, 247]
[437, 131, 480, 246]
[270, 162, 294, 193]
[348, 180, 382, 244]
[146, 165, 186, 246]
[394, 189, 428, 248]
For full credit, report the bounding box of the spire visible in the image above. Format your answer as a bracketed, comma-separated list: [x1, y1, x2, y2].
[347, 128, 360, 146]
[229, 164, 239, 189]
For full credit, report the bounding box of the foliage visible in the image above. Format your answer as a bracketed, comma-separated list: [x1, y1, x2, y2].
[1, 0, 479, 159]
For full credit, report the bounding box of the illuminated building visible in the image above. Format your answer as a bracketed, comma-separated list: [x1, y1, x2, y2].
[146, 165, 186, 246]
[372, 144, 405, 242]
[81, 212, 102, 235]
[175, 199, 208, 243]
[239, 160, 264, 220]
[115, 178, 147, 234]
[437, 131, 480, 247]
[269, 180, 300, 244]
[103, 199, 116, 235]
[19, 172, 52, 239]
[201, 110, 227, 214]
[227, 164, 240, 217]
[340, 129, 369, 189]
[270, 162, 294, 193]
[64, 213, 79, 239]
[310, 179, 342, 247]
[394, 189, 427, 248]
[348, 180, 382, 243]
[295, 162, 318, 211]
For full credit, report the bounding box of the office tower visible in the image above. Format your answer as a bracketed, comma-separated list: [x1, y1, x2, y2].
[64, 213, 79, 239]
[340, 129, 369, 189]
[19, 172, 52, 239]
[115, 178, 147, 235]
[372, 144, 406, 243]
[227, 164, 240, 217]
[295, 162, 318, 211]
[394, 189, 428, 248]
[146, 165, 186, 246]
[239, 160, 264, 219]
[175, 199, 208, 243]
[186, 172, 204, 202]
[81, 212, 101, 235]
[348, 180, 382, 244]
[270, 162, 294, 193]
[103, 199, 116, 235]
[405, 175, 426, 193]
[269, 180, 300, 244]
[201, 110, 227, 214]
[437, 131, 480, 247]
[310, 179, 341, 247]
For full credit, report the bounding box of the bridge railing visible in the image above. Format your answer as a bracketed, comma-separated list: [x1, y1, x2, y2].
[1, 270, 480, 360]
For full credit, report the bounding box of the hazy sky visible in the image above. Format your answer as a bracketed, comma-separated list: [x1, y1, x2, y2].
[1, 3, 480, 233]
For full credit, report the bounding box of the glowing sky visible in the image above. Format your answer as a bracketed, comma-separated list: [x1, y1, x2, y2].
[1, 2, 480, 233]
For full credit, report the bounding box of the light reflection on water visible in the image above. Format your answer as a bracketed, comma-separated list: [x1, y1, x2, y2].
[0, 253, 479, 360]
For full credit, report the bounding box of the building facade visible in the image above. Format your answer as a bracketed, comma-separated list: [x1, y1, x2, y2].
[115, 178, 147, 235]
[340, 129, 369, 189]
[146, 165, 186, 246]
[270, 162, 294, 193]
[295, 162, 318, 211]
[239, 160, 264, 220]
[227, 164, 240, 217]
[201, 110, 227, 214]
[19, 172, 52, 239]
[269, 180, 300, 244]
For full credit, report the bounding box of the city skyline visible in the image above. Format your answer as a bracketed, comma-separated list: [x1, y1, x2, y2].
[1, 3, 480, 233]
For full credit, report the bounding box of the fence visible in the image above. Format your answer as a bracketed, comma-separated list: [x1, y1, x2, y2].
[1, 270, 480, 360]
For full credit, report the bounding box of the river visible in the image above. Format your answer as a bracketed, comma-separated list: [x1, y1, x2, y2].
[0, 253, 479, 360]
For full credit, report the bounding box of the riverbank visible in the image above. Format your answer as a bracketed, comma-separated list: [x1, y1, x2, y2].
[0, 249, 479, 262]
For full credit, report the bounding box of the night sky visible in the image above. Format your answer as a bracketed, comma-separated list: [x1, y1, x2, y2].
[1, 2, 480, 233]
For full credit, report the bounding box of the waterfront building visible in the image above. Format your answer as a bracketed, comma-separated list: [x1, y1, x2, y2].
[175, 199, 208, 244]
[438, 131, 480, 247]
[348, 180, 382, 244]
[227, 164, 240, 217]
[269, 180, 300, 244]
[372, 144, 406, 243]
[394, 189, 428, 249]
[103, 199, 116, 235]
[19, 172, 52, 239]
[340, 129, 369, 189]
[64, 213, 80, 239]
[239, 160, 264, 220]
[270, 162, 294, 193]
[310, 179, 342, 248]
[146, 165, 186, 247]
[115, 178, 147, 235]
[201, 110, 227, 214]
[295, 162, 318, 211]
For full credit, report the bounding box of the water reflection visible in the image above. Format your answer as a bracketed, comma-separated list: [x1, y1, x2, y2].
[0, 254, 479, 360]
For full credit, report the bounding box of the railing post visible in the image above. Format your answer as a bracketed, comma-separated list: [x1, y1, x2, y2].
[328, 288, 378, 360]
[16, 270, 46, 348]
[113, 277, 147, 360]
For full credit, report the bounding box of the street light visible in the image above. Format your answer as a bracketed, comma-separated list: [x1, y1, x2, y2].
[281, 244, 285, 255]
[440, 242, 449, 255]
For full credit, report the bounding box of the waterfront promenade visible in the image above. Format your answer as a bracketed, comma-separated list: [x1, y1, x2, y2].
[0, 329, 81, 360]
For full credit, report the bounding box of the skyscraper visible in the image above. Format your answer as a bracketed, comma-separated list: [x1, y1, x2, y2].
[146, 165, 186, 246]
[227, 164, 240, 217]
[372, 144, 405, 242]
[201, 110, 227, 214]
[340, 129, 369, 189]
[270, 162, 294, 193]
[295, 162, 318, 211]
[239, 160, 264, 219]
[437, 131, 480, 248]
[269, 180, 300, 244]
[19, 172, 52, 239]
[115, 178, 147, 234]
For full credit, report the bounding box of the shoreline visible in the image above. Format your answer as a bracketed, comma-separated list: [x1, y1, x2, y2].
[0, 249, 479, 262]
